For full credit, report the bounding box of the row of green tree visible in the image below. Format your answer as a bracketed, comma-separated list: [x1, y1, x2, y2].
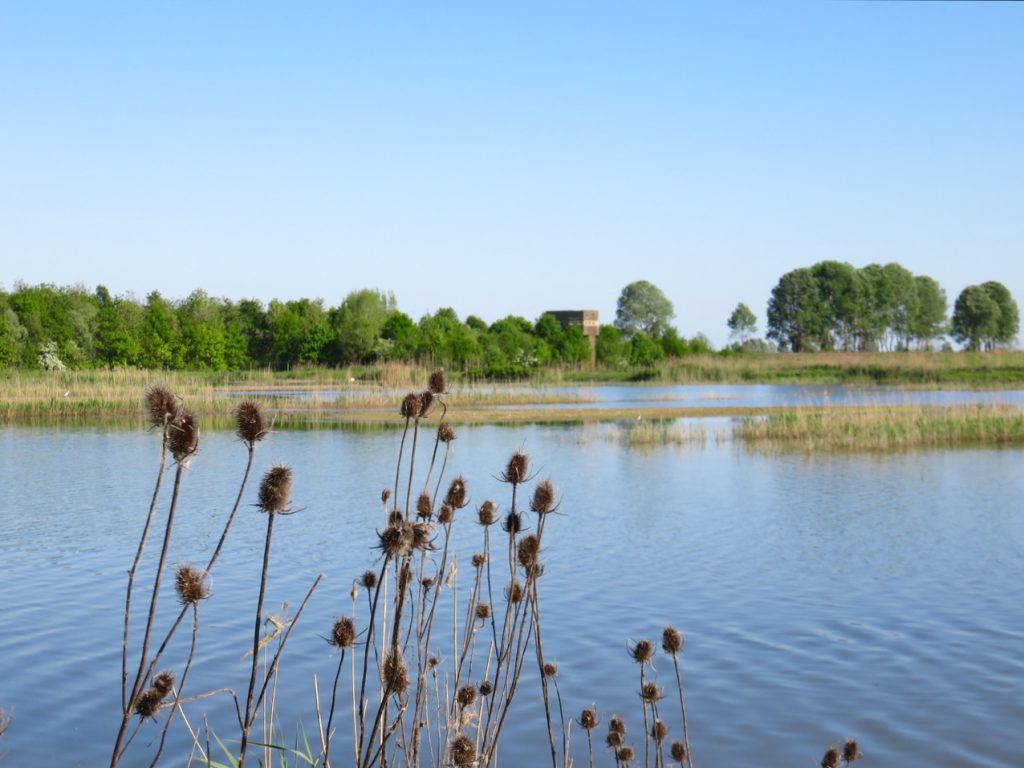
[759, 261, 1018, 352]
[0, 281, 707, 373]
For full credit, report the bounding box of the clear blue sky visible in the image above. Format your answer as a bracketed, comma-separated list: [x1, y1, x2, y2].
[2, 1, 1022, 346]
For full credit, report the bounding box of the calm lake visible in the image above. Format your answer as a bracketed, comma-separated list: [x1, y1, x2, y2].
[1, 399, 1022, 766]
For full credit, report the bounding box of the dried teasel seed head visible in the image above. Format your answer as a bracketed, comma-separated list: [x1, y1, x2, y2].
[640, 682, 662, 703]
[445, 476, 468, 509]
[605, 731, 623, 749]
[456, 683, 477, 708]
[428, 368, 447, 394]
[617, 745, 636, 764]
[144, 385, 178, 428]
[502, 511, 522, 534]
[478, 680, 493, 696]
[381, 488, 391, 504]
[501, 451, 529, 484]
[134, 687, 164, 719]
[258, 465, 293, 514]
[175, 565, 209, 605]
[361, 570, 378, 589]
[152, 670, 175, 698]
[630, 639, 655, 665]
[609, 715, 626, 735]
[477, 500, 496, 526]
[418, 390, 434, 417]
[843, 738, 861, 763]
[421, 576, 434, 589]
[438, 422, 456, 443]
[400, 392, 421, 419]
[530, 479, 556, 514]
[517, 535, 540, 569]
[381, 651, 409, 693]
[475, 602, 491, 620]
[437, 504, 453, 525]
[412, 522, 433, 551]
[416, 492, 433, 519]
[330, 616, 355, 649]
[651, 720, 668, 743]
[579, 707, 598, 730]
[471, 552, 486, 568]
[378, 522, 413, 558]
[388, 509, 403, 525]
[542, 662, 558, 678]
[449, 734, 475, 767]
[821, 746, 840, 768]
[428, 656, 439, 668]
[168, 408, 200, 462]
[506, 581, 524, 603]
[662, 625, 683, 656]
[235, 400, 266, 445]
[670, 741, 688, 764]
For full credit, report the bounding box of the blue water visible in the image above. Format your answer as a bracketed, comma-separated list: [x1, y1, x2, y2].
[1, 422, 1022, 767]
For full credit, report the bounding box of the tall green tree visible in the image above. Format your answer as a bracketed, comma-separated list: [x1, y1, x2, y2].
[811, 261, 862, 350]
[909, 276, 947, 350]
[766, 268, 825, 352]
[329, 289, 395, 364]
[614, 280, 675, 338]
[981, 281, 1019, 347]
[727, 302, 758, 344]
[951, 285, 999, 350]
[141, 291, 183, 368]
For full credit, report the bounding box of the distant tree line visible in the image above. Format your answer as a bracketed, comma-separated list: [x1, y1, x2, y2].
[763, 261, 1018, 352]
[0, 282, 709, 373]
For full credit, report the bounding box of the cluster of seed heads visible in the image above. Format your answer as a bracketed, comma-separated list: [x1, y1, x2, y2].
[134, 671, 175, 720]
[822, 739, 861, 767]
[257, 465, 292, 514]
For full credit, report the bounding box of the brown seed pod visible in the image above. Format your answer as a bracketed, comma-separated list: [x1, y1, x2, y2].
[412, 522, 433, 551]
[360, 570, 378, 589]
[235, 400, 266, 445]
[330, 616, 355, 649]
[651, 720, 668, 743]
[381, 651, 409, 693]
[662, 625, 683, 656]
[258, 465, 293, 514]
[175, 564, 209, 605]
[428, 368, 447, 394]
[400, 392, 421, 419]
[477, 500, 496, 526]
[437, 504, 453, 525]
[605, 731, 623, 749]
[152, 670, 175, 698]
[456, 683, 477, 708]
[471, 552, 486, 568]
[517, 535, 540, 569]
[445, 476, 468, 509]
[144, 385, 178, 428]
[501, 451, 529, 484]
[478, 680, 493, 697]
[134, 687, 164, 719]
[388, 509, 403, 525]
[418, 390, 434, 417]
[421, 576, 435, 589]
[506, 581, 524, 603]
[640, 682, 662, 703]
[822, 746, 840, 768]
[475, 602, 491, 620]
[381, 488, 391, 505]
[530, 479, 556, 514]
[378, 522, 413, 558]
[542, 662, 558, 678]
[843, 738, 861, 764]
[428, 656, 439, 669]
[617, 745, 635, 764]
[502, 511, 522, 534]
[437, 422, 456, 443]
[609, 715, 626, 735]
[449, 734, 475, 766]
[670, 741, 688, 764]
[416, 492, 433, 519]
[630, 639, 655, 665]
[168, 408, 199, 462]
[579, 707, 598, 730]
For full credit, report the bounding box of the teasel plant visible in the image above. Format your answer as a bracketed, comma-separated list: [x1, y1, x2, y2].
[112, 395, 267, 767]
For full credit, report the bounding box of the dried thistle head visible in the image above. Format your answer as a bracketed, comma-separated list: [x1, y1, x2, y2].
[477, 500, 496, 526]
[152, 670, 175, 698]
[475, 602, 491, 620]
[235, 400, 267, 445]
[388, 509, 403, 525]
[445, 476, 468, 509]
[360, 570, 378, 589]
[609, 715, 626, 735]
[456, 683, 477, 708]
[478, 680, 493, 697]
[378, 522, 413, 558]
[640, 682, 662, 703]
[412, 522, 433, 551]
[400, 392, 421, 419]
[517, 535, 540, 570]
[381, 488, 391, 505]
[506, 581, 524, 603]
[381, 651, 409, 694]
[418, 390, 434, 417]
[617, 746, 635, 764]
[501, 451, 529, 484]
[438, 422, 456, 443]
[144, 385, 178, 428]
[542, 662, 558, 678]
[175, 564, 209, 605]
[651, 720, 668, 743]
[428, 368, 447, 394]
[530, 479, 556, 514]
[670, 741, 688, 764]
[579, 707, 598, 730]
[842, 739, 861, 764]
[416, 492, 433, 519]
[258, 465, 292, 514]
[421, 576, 435, 589]
[330, 616, 355, 649]
[134, 688, 164, 719]
[167, 408, 199, 462]
[821, 746, 840, 768]
[630, 639, 655, 665]
[605, 731, 623, 749]
[437, 504, 454, 525]
[662, 625, 683, 656]
[449, 734, 475, 767]
[471, 552, 486, 568]
[502, 511, 522, 535]
[428, 656, 439, 669]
